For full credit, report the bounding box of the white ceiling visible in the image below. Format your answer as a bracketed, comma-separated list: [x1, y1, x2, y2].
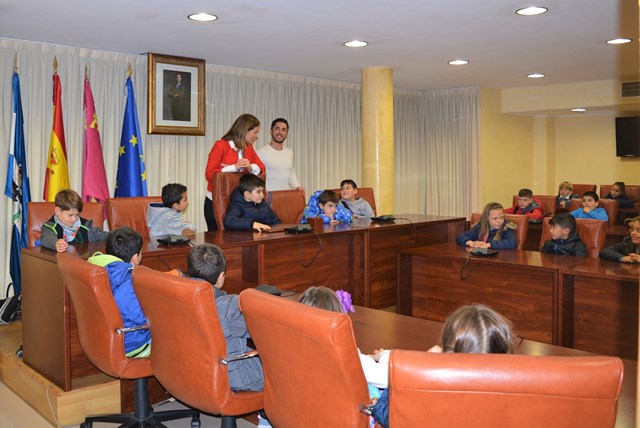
[1, 0, 638, 91]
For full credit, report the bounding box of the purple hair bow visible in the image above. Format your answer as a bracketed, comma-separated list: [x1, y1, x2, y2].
[336, 289, 355, 313]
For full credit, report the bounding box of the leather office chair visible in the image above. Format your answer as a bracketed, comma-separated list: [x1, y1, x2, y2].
[239, 288, 370, 428]
[539, 217, 607, 258]
[105, 196, 162, 238]
[569, 198, 618, 227]
[572, 183, 597, 197]
[268, 190, 306, 223]
[331, 187, 377, 216]
[57, 253, 199, 428]
[211, 172, 266, 230]
[27, 201, 104, 247]
[510, 194, 555, 218]
[469, 213, 528, 250]
[132, 265, 263, 428]
[388, 350, 623, 428]
[600, 184, 640, 224]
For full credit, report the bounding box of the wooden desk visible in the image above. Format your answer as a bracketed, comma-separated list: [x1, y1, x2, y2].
[559, 259, 640, 359]
[349, 306, 635, 428]
[397, 243, 588, 344]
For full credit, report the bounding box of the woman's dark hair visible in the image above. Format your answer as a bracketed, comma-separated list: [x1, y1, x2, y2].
[440, 304, 515, 354]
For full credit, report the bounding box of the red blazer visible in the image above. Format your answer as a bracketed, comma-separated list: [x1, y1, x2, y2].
[205, 139, 265, 192]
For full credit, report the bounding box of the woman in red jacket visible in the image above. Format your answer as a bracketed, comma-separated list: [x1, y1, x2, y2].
[204, 114, 266, 231]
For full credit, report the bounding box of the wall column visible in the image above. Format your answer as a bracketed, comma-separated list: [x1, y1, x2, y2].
[361, 67, 394, 214]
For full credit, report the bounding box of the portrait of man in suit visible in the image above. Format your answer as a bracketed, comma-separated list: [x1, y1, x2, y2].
[163, 70, 191, 121]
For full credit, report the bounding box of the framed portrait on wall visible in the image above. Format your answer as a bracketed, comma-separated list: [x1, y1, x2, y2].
[147, 53, 205, 135]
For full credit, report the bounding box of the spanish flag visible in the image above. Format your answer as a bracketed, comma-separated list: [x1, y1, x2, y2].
[43, 73, 70, 201]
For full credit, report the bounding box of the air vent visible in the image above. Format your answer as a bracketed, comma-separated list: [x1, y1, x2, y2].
[621, 81, 640, 98]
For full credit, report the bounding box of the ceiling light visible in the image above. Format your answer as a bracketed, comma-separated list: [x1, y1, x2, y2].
[515, 6, 548, 16]
[343, 40, 368, 48]
[527, 73, 545, 78]
[606, 38, 632, 45]
[188, 12, 218, 22]
[571, 108, 587, 112]
[448, 60, 469, 65]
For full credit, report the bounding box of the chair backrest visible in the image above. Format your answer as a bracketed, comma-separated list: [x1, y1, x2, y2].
[239, 288, 370, 428]
[132, 266, 263, 415]
[330, 187, 377, 216]
[572, 183, 597, 197]
[600, 184, 640, 204]
[105, 196, 162, 238]
[27, 201, 104, 247]
[388, 350, 623, 428]
[269, 190, 306, 223]
[469, 213, 528, 250]
[211, 172, 266, 230]
[57, 253, 150, 379]
[569, 198, 618, 227]
[539, 217, 607, 257]
[510, 195, 555, 218]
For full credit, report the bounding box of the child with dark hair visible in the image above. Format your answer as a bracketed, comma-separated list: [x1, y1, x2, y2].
[40, 189, 108, 252]
[340, 179, 374, 218]
[570, 191, 608, 221]
[372, 304, 516, 428]
[600, 216, 640, 263]
[604, 182, 636, 208]
[540, 212, 588, 256]
[223, 174, 281, 232]
[504, 188, 544, 222]
[147, 183, 196, 237]
[300, 189, 353, 224]
[87, 227, 150, 357]
[456, 202, 517, 250]
[187, 244, 264, 392]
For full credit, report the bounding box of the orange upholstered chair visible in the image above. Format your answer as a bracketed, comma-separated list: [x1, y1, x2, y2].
[572, 183, 597, 197]
[27, 201, 104, 247]
[57, 253, 199, 427]
[105, 196, 162, 238]
[469, 213, 528, 250]
[268, 190, 306, 223]
[331, 187, 377, 216]
[239, 288, 370, 428]
[539, 217, 607, 258]
[388, 350, 623, 428]
[569, 198, 618, 227]
[210, 172, 266, 230]
[132, 265, 263, 427]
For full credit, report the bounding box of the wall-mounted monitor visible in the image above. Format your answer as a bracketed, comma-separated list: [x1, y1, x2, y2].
[615, 117, 640, 157]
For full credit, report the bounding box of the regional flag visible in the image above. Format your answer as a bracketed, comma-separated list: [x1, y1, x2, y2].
[82, 76, 110, 203]
[4, 71, 32, 294]
[43, 73, 70, 201]
[115, 76, 147, 197]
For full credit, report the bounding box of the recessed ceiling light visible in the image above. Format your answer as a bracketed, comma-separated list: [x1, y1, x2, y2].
[343, 40, 368, 48]
[571, 108, 587, 112]
[527, 73, 545, 78]
[188, 12, 218, 22]
[448, 59, 469, 65]
[606, 38, 632, 45]
[515, 6, 548, 16]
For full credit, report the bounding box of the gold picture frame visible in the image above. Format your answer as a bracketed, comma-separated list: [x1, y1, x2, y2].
[147, 53, 205, 135]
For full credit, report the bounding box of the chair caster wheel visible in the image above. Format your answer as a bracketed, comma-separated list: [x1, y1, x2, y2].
[191, 417, 201, 427]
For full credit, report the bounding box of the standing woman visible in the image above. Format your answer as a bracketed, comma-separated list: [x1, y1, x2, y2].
[204, 114, 266, 231]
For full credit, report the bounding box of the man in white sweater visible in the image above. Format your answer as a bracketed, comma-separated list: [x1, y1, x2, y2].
[256, 118, 304, 194]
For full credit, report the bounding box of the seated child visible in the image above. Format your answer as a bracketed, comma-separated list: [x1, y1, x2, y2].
[87, 227, 150, 357]
[504, 188, 544, 222]
[300, 189, 353, 224]
[147, 183, 196, 237]
[187, 243, 263, 392]
[604, 182, 636, 208]
[570, 191, 608, 221]
[540, 212, 587, 256]
[456, 202, 517, 250]
[41, 189, 108, 252]
[600, 216, 640, 263]
[340, 179, 374, 218]
[223, 174, 281, 232]
[372, 304, 516, 428]
[556, 181, 580, 208]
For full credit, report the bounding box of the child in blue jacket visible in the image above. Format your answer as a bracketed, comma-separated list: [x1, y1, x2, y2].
[300, 189, 353, 224]
[570, 191, 608, 221]
[456, 202, 517, 250]
[223, 174, 281, 231]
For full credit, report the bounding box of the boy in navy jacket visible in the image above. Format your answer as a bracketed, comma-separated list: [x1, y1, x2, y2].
[223, 174, 281, 231]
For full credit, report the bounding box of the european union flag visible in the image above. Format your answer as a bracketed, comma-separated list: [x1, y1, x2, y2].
[115, 77, 147, 197]
[4, 72, 32, 294]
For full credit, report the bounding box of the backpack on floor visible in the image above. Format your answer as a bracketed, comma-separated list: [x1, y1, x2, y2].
[0, 283, 21, 325]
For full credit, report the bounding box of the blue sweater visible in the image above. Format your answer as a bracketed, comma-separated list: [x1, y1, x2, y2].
[570, 207, 608, 221]
[456, 222, 517, 250]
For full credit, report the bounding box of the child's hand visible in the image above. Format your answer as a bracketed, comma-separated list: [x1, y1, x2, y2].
[370, 348, 387, 361]
[583, 206, 591, 213]
[427, 345, 443, 353]
[329, 219, 339, 224]
[55, 239, 69, 253]
[625, 253, 640, 263]
[252, 222, 271, 232]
